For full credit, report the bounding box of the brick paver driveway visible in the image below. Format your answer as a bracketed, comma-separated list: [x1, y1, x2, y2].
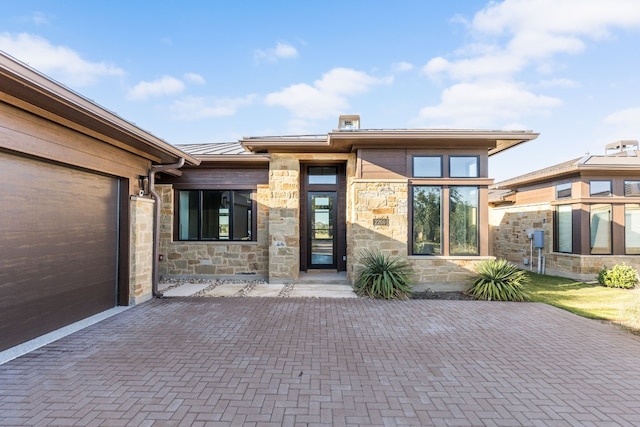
[2, 298, 640, 426]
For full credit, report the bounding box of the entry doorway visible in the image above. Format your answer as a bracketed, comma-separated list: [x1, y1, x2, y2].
[300, 164, 346, 271]
[309, 192, 337, 268]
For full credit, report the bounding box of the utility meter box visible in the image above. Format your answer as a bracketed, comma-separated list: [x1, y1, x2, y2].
[533, 230, 544, 248]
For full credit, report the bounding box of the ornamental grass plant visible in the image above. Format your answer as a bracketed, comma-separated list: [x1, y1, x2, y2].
[467, 258, 529, 302]
[353, 249, 414, 299]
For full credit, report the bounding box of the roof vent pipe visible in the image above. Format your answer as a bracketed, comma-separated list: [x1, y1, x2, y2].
[149, 158, 185, 298]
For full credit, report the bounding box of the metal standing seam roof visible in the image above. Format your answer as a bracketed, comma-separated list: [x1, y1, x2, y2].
[174, 142, 251, 156]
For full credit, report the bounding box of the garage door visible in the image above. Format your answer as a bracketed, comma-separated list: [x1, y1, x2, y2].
[0, 151, 119, 351]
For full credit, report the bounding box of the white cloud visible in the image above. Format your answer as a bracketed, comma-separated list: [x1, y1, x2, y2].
[604, 107, 640, 138]
[254, 42, 298, 63]
[0, 32, 124, 86]
[418, 81, 562, 128]
[127, 76, 185, 100]
[418, 0, 640, 128]
[265, 67, 392, 119]
[170, 94, 256, 120]
[184, 72, 205, 84]
[392, 61, 414, 72]
[30, 12, 50, 26]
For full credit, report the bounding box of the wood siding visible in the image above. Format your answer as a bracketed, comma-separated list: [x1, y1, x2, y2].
[162, 166, 269, 189]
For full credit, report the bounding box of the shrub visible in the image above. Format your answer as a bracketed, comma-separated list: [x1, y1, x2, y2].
[467, 259, 529, 302]
[597, 264, 638, 289]
[353, 249, 414, 299]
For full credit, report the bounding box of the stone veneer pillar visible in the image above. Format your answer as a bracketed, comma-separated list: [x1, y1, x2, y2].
[268, 154, 300, 282]
[129, 195, 155, 304]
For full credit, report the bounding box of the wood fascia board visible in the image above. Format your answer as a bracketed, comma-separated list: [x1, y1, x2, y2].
[0, 54, 199, 166]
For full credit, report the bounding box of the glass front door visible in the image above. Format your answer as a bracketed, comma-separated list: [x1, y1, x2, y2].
[309, 192, 336, 268]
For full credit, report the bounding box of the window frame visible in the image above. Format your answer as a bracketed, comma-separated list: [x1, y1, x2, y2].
[556, 182, 572, 199]
[590, 203, 612, 255]
[412, 155, 443, 178]
[411, 185, 442, 255]
[589, 180, 612, 197]
[174, 189, 256, 242]
[448, 186, 479, 255]
[449, 155, 480, 178]
[624, 180, 640, 197]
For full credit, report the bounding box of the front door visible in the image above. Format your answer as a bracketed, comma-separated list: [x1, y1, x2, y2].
[308, 192, 337, 268]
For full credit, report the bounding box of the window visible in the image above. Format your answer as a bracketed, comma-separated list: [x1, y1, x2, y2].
[590, 204, 612, 254]
[590, 180, 612, 197]
[556, 204, 573, 253]
[308, 167, 337, 185]
[449, 156, 479, 178]
[412, 186, 442, 254]
[624, 180, 640, 197]
[177, 190, 253, 241]
[413, 156, 442, 178]
[449, 187, 479, 255]
[625, 204, 640, 254]
[556, 182, 572, 199]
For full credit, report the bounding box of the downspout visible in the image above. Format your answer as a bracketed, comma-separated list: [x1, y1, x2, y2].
[149, 158, 185, 297]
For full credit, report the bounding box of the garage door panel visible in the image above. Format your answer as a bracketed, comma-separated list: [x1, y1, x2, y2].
[0, 151, 119, 351]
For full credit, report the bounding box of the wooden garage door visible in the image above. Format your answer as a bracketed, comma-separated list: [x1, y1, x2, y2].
[0, 151, 119, 351]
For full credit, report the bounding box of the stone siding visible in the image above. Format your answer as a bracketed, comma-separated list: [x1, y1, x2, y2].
[129, 196, 155, 304]
[157, 184, 269, 279]
[268, 155, 300, 282]
[349, 179, 484, 291]
[490, 203, 640, 281]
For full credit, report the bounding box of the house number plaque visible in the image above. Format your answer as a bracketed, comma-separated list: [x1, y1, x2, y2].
[373, 217, 389, 226]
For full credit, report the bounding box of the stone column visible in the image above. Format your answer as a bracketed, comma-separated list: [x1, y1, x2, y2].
[129, 195, 155, 304]
[268, 154, 300, 282]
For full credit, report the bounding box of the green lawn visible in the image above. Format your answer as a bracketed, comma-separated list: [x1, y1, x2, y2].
[525, 272, 640, 333]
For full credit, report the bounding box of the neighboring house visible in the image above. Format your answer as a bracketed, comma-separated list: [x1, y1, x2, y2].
[157, 116, 538, 291]
[0, 53, 198, 351]
[489, 141, 640, 281]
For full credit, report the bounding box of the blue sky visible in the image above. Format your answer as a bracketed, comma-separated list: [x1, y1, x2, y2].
[1, 0, 639, 181]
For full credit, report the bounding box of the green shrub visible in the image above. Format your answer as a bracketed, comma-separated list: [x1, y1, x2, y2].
[353, 249, 414, 299]
[467, 259, 529, 301]
[597, 264, 638, 289]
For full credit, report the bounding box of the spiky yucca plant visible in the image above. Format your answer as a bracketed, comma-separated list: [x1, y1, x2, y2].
[354, 249, 414, 299]
[467, 258, 529, 301]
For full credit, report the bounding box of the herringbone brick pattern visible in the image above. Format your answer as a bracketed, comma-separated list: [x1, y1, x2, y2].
[1, 298, 640, 426]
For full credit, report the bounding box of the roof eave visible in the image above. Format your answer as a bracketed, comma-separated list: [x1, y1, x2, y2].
[0, 52, 199, 167]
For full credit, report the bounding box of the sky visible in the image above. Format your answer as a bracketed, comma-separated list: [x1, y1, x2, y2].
[1, 0, 640, 181]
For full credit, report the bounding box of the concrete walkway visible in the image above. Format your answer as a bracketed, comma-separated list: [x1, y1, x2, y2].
[2, 298, 640, 426]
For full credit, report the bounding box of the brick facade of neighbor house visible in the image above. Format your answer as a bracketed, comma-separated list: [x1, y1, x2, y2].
[490, 142, 640, 281]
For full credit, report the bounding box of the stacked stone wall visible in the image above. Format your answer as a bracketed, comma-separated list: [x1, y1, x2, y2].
[349, 179, 484, 291]
[157, 184, 269, 278]
[129, 196, 155, 303]
[268, 155, 300, 282]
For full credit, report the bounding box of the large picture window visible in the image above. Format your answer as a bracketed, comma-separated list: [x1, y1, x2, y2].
[412, 186, 442, 254]
[177, 190, 253, 241]
[590, 203, 612, 254]
[556, 204, 572, 253]
[449, 187, 479, 255]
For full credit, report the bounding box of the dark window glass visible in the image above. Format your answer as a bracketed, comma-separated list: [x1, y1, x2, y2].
[308, 167, 337, 185]
[450, 156, 479, 178]
[556, 183, 571, 199]
[624, 180, 640, 197]
[590, 180, 612, 197]
[412, 186, 441, 255]
[449, 186, 479, 255]
[176, 190, 253, 241]
[413, 156, 442, 178]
